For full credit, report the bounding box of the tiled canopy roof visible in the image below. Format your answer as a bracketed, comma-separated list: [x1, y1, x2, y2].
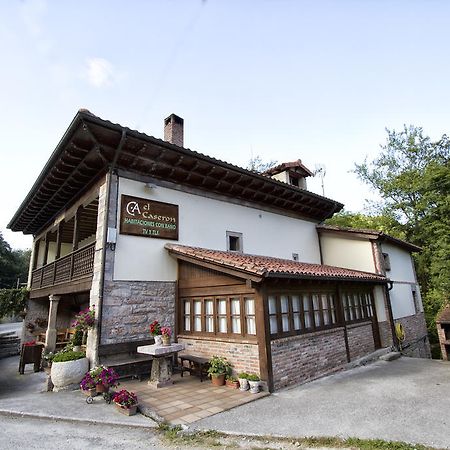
[165, 244, 387, 283]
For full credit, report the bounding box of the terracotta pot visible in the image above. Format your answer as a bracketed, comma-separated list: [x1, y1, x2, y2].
[82, 388, 97, 397]
[114, 402, 138, 416]
[95, 383, 109, 393]
[162, 335, 171, 346]
[226, 380, 239, 389]
[210, 373, 226, 386]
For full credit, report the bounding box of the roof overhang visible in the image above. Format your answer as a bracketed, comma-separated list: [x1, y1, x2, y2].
[317, 225, 422, 253]
[9, 110, 343, 235]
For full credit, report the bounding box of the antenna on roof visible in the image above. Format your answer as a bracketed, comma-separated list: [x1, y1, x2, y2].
[313, 164, 326, 196]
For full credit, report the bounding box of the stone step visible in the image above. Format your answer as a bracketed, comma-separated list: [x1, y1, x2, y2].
[379, 351, 401, 361]
[0, 331, 16, 338]
[0, 336, 20, 343]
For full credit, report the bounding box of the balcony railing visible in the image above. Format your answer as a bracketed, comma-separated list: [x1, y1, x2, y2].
[31, 242, 95, 290]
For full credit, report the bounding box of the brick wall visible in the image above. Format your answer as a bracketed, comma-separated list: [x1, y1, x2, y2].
[270, 328, 348, 390]
[347, 322, 375, 360]
[378, 321, 393, 348]
[437, 324, 448, 360]
[101, 280, 175, 344]
[178, 337, 260, 376]
[396, 312, 431, 358]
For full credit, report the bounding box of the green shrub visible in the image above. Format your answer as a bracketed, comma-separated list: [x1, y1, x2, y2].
[238, 372, 249, 379]
[247, 373, 260, 382]
[52, 350, 85, 363]
[72, 328, 83, 346]
[207, 355, 231, 376]
[0, 288, 28, 318]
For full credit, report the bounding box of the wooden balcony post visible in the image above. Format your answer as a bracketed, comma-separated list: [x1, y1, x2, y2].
[31, 238, 40, 271]
[72, 207, 82, 252]
[55, 221, 63, 260]
[42, 233, 49, 266]
[45, 294, 61, 352]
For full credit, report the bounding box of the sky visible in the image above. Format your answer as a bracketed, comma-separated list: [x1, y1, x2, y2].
[1, 0, 450, 250]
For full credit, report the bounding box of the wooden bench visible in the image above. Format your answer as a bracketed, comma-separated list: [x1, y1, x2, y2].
[179, 354, 210, 382]
[98, 339, 155, 380]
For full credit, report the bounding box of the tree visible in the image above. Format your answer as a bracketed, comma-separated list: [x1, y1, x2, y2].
[0, 231, 30, 288]
[246, 155, 278, 173]
[353, 125, 450, 345]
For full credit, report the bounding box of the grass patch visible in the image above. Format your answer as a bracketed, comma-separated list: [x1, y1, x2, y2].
[156, 426, 439, 450]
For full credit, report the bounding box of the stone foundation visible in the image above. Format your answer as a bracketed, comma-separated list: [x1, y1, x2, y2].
[101, 280, 176, 344]
[396, 312, 431, 358]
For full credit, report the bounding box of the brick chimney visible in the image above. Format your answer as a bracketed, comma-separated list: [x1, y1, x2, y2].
[164, 114, 184, 147]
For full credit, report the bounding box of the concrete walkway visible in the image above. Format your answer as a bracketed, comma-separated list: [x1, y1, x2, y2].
[193, 357, 450, 449]
[0, 355, 155, 429]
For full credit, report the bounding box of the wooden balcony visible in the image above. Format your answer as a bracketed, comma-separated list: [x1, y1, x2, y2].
[30, 242, 95, 298]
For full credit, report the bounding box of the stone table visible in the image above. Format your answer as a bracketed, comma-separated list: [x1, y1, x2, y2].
[137, 343, 184, 388]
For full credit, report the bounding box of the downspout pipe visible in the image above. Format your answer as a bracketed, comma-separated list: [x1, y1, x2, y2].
[94, 130, 126, 363]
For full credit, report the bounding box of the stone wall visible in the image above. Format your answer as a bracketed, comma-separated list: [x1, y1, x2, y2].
[101, 280, 176, 344]
[270, 328, 348, 390]
[178, 336, 260, 376]
[347, 321, 375, 360]
[396, 312, 431, 358]
[378, 321, 393, 348]
[437, 323, 448, 360]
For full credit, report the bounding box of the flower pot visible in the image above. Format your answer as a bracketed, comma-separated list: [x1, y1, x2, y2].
[238, 378, 249, 391]
[51, 357, 89, 392]
[154, 335, 163, 346]
[210, 373, 226, 386]
[162, 335, 171, 346]
[114, 402, 138, 416]
[248, 380, 260, 394]
[226, 380, 239, 389]
[82, 388, 97, 397]
[73, 345, 82, 352]
[95, 383, 109, 393]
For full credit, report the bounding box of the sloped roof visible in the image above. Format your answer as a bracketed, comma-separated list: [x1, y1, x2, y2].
[317, 225, 422, 253]
[437, 304, 450, 324]
[8, 110, 343, 235]
[165, 244, 387, 283]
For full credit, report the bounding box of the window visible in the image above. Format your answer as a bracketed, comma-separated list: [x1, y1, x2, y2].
[382, 253, 391, 271]
[269, 291, 339, 337]
[181, 295, 256, 338]
[292, 253, 299, 261]
[342, 291, 374, 323]
[226, 231, 243, 252]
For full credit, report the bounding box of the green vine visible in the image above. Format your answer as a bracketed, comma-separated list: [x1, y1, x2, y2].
[0, 288, 29, 318]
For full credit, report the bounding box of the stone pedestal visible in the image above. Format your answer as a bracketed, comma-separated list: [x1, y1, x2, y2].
[137, 343, 184, 389]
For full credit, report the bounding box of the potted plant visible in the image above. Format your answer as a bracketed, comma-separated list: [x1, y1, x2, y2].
[112, 389, 139, 416]
[161, 326, 172, 346]
[247, 373, 261, 393]
[238, 372, 249, 391]
[72, 306, 96, 345]
[226, 375, 239, 389]
[72, 327, 83, 352]
[150, 320, 162, 345]
[207, 355, 231, 386]
[89, 365, 119, 393]
[80, 371, 96, 397]
[50, 349, 88, 392]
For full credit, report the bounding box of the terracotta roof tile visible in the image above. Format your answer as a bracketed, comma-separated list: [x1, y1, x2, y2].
[165, 244, 387, 283]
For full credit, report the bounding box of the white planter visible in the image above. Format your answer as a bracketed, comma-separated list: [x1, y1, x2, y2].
[238, 378, 249, 391]
[248, 380, 260, 394]
[51, 357, 89, 392]
[154, 335, 163, 346]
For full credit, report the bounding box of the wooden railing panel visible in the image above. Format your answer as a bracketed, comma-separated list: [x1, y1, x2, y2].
[30, 242, 95, 291]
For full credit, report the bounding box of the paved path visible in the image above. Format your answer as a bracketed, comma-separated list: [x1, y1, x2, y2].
[193, 357, 450, 449]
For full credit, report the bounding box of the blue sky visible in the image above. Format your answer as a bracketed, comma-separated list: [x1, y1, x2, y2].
[1, 0, 450, 249]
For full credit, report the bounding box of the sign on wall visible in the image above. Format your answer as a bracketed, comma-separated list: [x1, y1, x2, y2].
[120, 195, 179, 240]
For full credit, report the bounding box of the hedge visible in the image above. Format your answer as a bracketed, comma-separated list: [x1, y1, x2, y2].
[0, 288, 29, 318]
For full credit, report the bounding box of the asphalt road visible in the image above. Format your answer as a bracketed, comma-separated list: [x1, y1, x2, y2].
[193, 357, 450, 449]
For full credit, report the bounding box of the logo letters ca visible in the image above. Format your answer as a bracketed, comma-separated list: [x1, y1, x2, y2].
[126, 201, 141, 216]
